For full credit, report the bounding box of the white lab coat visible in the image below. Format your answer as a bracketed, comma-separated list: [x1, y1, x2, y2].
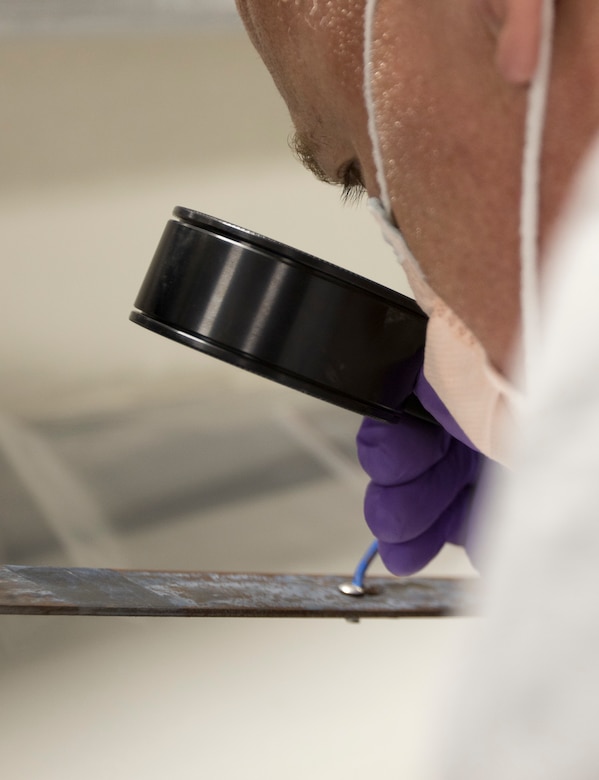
[434, 135, 599, 778]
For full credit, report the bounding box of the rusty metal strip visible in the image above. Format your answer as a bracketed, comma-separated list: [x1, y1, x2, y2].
[0, 565, 477, 618]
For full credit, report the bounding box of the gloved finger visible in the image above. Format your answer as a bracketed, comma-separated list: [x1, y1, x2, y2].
[414, 368, 476, 449]
[377, 516, 449, 576]
[377, 488, 476, 576]
[357, 414, 453, 486]
[445, 491, 482, 572]
[363, 439, 481, 543]
[444, 487, 475, 547]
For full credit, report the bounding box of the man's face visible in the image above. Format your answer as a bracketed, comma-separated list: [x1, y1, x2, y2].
[236, 0, 379, 196]
[236, 0, 529, 372]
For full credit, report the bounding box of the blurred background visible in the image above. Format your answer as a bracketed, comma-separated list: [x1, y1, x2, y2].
[0, 2, 476, 778]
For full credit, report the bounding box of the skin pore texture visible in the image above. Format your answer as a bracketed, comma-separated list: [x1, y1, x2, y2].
[236, 0, 599, 377]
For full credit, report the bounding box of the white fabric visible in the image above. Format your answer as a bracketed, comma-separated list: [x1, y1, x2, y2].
[519, 0, 555, 383]
[363, 0, 391, 213]
[434, 134, 599, 779]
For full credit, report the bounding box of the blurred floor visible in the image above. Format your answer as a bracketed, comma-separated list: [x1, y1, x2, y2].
[0, 379, 476, 780]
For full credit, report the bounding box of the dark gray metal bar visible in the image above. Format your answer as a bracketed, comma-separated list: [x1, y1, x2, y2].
[0, 565, 477, 618]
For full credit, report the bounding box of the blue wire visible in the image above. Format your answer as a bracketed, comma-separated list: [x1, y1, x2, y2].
[352, 539, 379, 589]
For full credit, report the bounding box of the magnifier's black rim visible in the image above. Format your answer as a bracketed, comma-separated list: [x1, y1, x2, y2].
[132, 207, 433, 425]
[130, 310, 411, 423]
[172, 206, 424, 315]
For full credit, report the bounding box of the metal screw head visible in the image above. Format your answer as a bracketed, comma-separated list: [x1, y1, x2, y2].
[338, 582, 366, 597]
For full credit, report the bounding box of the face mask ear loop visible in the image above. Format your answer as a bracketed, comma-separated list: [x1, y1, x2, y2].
[520, 0, 555, 387]
[363, 0, 392, 216]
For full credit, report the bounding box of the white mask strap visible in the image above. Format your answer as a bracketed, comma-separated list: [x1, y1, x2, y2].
[520, 0, 555, 384]
[363, 0, 392, 215]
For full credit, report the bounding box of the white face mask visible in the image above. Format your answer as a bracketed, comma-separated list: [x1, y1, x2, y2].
[363, 0, 555, 465]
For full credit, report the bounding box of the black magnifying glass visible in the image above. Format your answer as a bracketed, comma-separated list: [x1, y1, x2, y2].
[130, 207, 432, 423]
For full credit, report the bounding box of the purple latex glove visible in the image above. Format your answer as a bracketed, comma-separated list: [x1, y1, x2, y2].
[357, 368, 482, 575]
